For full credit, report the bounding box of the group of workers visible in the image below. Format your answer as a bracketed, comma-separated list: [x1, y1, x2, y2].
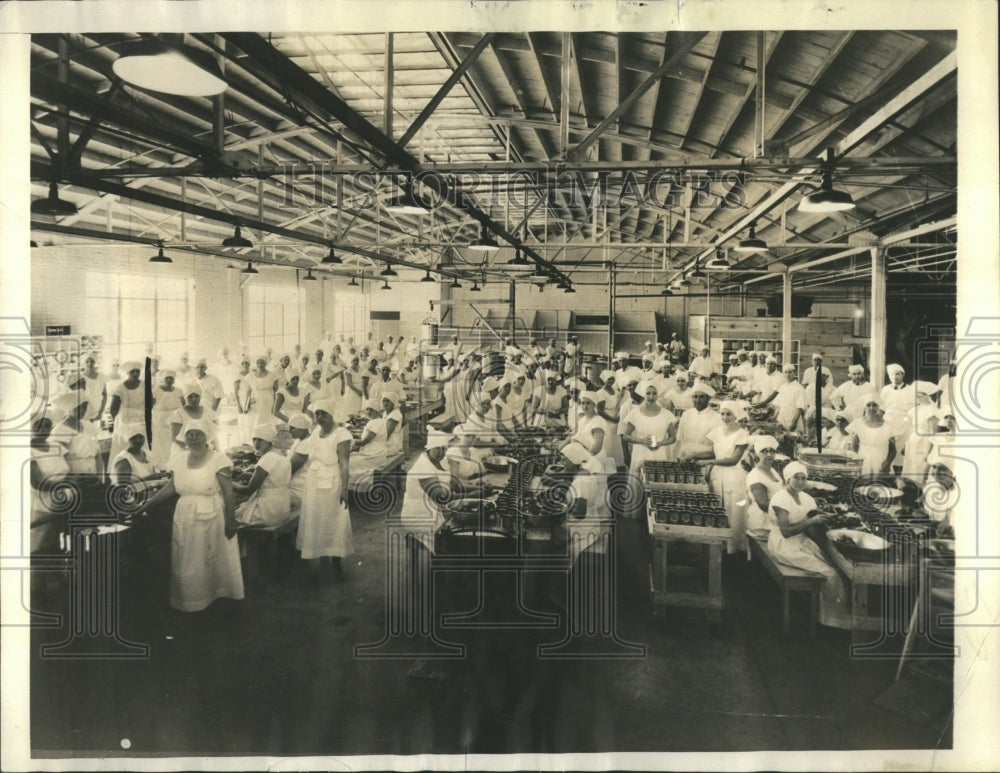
[29, 330, 957, 631]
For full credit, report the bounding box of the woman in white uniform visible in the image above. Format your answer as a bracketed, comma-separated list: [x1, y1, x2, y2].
[111, 423, 157, 485]
[51, 392, 100, 473]
[621, 381, 678, 518]
[596, 369, 626, 469]
[234, 424, 292, 527]
[290, 399, 353, 580]
[846, 397, 896, 476]
[273, 374, 307, 423]
[562, 391, 615, 474]
[531, 371, 569, 429]
[143, 418, 244, 612]
[168, 384, 217, 458]
[767, 461, 851, 629]
[108, 361, 147, 464]
[401, 427, 454, 550]
[675, 383, 722, 461]
[698, 401, 751, 553]
[29, 415, 70, 554]
[246, 357, 278, 427]
[348, 399, 388, 489]
[772, 364, 807, 434]
[151, 370, 185, 467]
[382, 395, 404, 458]
[285, 412, 313, 509]
[338, 356, 364, 421]
[445, 425, 488, 497]
[744, 435, 784, 541]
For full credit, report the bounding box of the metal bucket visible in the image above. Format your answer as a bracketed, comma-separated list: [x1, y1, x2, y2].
[421, 353, 440, 380]
[796, 450, 864, 478]
[421, 321, 439, 346]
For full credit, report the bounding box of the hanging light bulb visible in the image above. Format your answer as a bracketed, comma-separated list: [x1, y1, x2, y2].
[799, 149, 856, 212]
[240, 261, 258, 275]
[302, 269, 317, 281]
[449, 278, 462, 289]
[381, 279, 392, 290]
[379, 262, 398, 277]
[348, 275, 360, 287]
[468, 224, 500, 251]
[31, 182, 78, 216]
[707, 248, 730, 270]
[322, 245, 342, 265]
[420, 268, 435, 282]
[149, 241, 172, 263]
[222, 225, 253, 249]
[734, 222, 767, 253]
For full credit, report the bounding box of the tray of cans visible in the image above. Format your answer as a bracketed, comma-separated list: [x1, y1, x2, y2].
[640, 461, 710, 491]
[646, 489, 730, 529]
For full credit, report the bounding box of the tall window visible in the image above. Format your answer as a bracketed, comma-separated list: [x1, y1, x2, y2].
[332, 292, 369, 344]
[86, 271, 189, 361]
[246, 284, 300, 355]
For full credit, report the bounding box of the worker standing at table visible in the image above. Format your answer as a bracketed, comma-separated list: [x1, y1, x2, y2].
[51, 392, 100, 474]
[686, 401, 750, 554]
[772, 364, 807, 434]
[151, 370, 185, 467]
[445, 425, 489, 497]
[338, 356, 364, 421]
[767, 461, 851, 629]
[744, 435, 784, 541]
[674, 383, 721, 461]
[847, 397, 897, 477]
[595, 369, 626, 470]
[830, 365, 875, 420]
[621, 380, 677, 517]
[79, 355, 108, 424]
[246, 357, 278, 427]
[142, 418, 244, 612]
[111, 423, 158, 485]
[401, 427, 454, 551]
[348, 399, 388, 490]
[290, 400, 353, 582]
[562, 391, 615, 475]
[29, 414, 70, 554]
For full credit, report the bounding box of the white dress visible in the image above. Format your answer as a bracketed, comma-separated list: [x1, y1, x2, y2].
[348, 418, 388, 487]
[247, 372, 277, 425]
[81, 374, 108, 420]
[706, 425, 750, 553]
[744, 466, 784, 540]
[385, 408, 404, 457]
[274, 387, 305, 419]
[151, 385, 185, 467]
[168, 450, 244, 611]
[339, 369, 364, 420]
[767, 488, 851, 629]
[30, 443, 69, 553]
[622, 406, 676, 474]
[596, 387, 626, 469]
[773, 381, 806, 431]
[675, 406, 723, 460]
[110, 381, 148, 463]
[53, 419, 100, 473]
[296, 426, 354, 559]
[847, 419, 895, 475]
[235, 449, 292, 527]
[111, 448, 155, 482]
[402, 452, 452, 550]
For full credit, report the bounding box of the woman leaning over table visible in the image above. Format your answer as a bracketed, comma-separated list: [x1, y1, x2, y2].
[767, 461, 851, 629]
[234, 424, 292, 528]
[290, 399, 353, 581]
[50, 391, 100, 474]
[142, 418, 244, 612]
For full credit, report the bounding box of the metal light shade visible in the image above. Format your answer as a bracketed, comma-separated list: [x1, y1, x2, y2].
[507, 248, 531, 265]
[734, 223, 768, 253]
[420, 269, 436, 282]
[449, 278, 462, 289]
[381, 280, 392, 290]
[677, 276, 692, 288]
[661, 286, 673, 296]
[348, 276, 360, 286]
[379, 263, 398, 277]
[149, 244, 172, 263]
[799, 172, 855, 212]
[31, 182, 78, 216]
[112, 39, 227, 97]
[302, 270, 317, 281]
[240, 261, 258, 275]
[222, 225, 253, 248]
[385, 188, 427, 215]
[322, 246, 342, 265]
[689, 264, 706, 279]
[563, 285, 576, 294]
[706, 257, 730, 270]
[468, 224, 499, 251]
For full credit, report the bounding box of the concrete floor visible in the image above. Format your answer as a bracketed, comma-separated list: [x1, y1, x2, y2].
[28, 461, 952, 759]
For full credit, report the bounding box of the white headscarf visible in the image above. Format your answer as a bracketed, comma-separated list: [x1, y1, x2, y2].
[782, 461, 808, 482]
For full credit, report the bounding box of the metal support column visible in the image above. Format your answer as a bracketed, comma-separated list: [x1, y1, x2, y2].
[782, 272, 793, 368]
[870, 246, 888, 389]
[608, 268, 616, 364]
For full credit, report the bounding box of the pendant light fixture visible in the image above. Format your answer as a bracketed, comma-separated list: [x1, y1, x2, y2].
[385, 184, 428, 215]
[734, 222, 767, 253]
[112, 37, 227, 97]
[707, 248, 730, 270]
[240, 261, 258, 275]
[468, 224, 500, 251]
[381, 279, 392, 290]
[348, 275, 360, 287]
[379, 262, 398, 277]
[799, 148, 856, 212]
[149, 241, 172, 263]
[563, 284, 576, 294]
[302, 269, 317, 281]
[31, 182, 78, 216]
[420, 267, 436, 282]
[449, 277, 462, 289]
[689, 259, 706, 279]
[507, 247, 531, 266]
[322, 245, 342, 265]
[661, 285, 673, 296]
[222, 224, 253, 249]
